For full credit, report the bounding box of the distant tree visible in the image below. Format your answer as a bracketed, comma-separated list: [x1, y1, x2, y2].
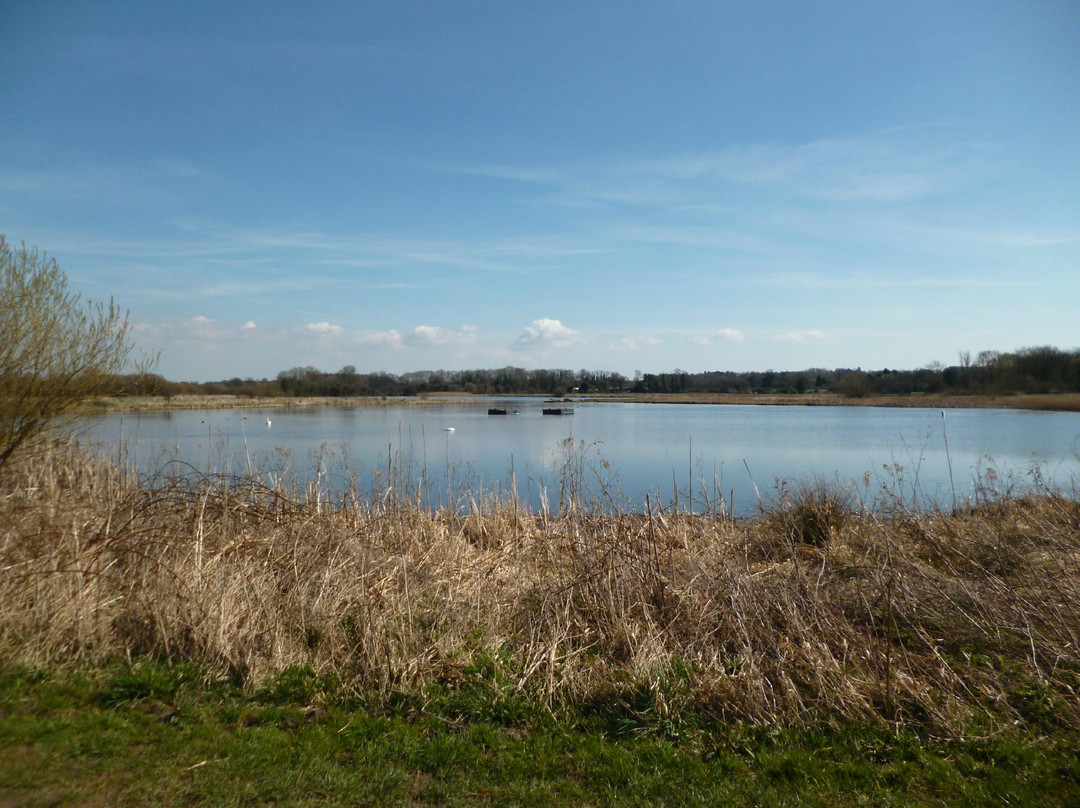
[131, 372, 167, 397]
[0, 237, 142, 469]
[834, 370, 871, 398]
[1013, 346, 1071, 392]
[277, 366, 322, 395]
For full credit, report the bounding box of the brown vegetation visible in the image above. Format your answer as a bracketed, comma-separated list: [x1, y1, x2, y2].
[583, 391, 1080, 411]
[78, 392, 494, 413]
[2, 441, 1079, 732]
[78, 390, 1080, 413]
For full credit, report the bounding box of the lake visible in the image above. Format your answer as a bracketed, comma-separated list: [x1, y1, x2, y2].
[79, 400, 1080, 515]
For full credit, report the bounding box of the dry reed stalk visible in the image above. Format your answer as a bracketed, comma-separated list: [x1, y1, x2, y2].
[2, 439, 1078, 732]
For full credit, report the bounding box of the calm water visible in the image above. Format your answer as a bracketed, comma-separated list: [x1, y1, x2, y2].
[79, 400, 1080, 514]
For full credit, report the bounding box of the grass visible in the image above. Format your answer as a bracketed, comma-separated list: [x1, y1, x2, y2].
[2, 438, 1080, 803]
[3, 661, 1080, 807]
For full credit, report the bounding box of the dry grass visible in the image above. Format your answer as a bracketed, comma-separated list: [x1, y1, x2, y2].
[78, 394, 482, 413]
[1008, 393, 1080, 412]
[79, 391, 1080, 413]
[584, 391, 1080, 411]
[2, 440, 1079, 732]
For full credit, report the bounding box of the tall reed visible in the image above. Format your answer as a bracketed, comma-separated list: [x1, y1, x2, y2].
[2, 438, 1078, 732]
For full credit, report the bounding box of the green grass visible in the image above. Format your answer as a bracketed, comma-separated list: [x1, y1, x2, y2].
[3, 661, 1079, 807]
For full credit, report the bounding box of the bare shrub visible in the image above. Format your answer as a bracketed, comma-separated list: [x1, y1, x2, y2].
[0, 237, 146, 470]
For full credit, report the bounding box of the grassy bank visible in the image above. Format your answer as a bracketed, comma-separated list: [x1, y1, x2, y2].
[2, 441, 1080, 803]
[4, 662, 1080, 807]
[77, 393, 479, 413]
[581, 391, 1080, 411]
[79, 390, 1080, 412]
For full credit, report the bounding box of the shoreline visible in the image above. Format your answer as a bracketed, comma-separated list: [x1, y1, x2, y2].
[579, 391, 1080, 410]
[80, 390, 1080, 413]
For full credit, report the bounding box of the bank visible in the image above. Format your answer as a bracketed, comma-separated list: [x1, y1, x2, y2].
[79, 391, 1080, 413]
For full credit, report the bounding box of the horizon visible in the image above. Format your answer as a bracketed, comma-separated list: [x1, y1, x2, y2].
[164, 344, 1065, 386]
[4, 2, 1078, 383]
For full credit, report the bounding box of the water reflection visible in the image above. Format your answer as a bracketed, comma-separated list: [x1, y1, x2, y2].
[78, 402, 1080, 515]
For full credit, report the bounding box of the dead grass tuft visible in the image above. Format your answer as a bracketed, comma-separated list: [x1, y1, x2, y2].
[2, 440, 1078, 732]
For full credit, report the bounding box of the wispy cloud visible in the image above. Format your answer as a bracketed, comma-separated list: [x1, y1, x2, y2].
[637, 136, 972, 202]
[692, 328, 746, 346]
[774, 329, 828, 343]
[443, 128, 982, 212]
[132, 314, 267, 355]
[743, 268, 1041, 291]
[407, 324, 479, 347]
[606, 224, 765, 252]
[353, 324, 484, 351]
[609, 336, 662, 351]
[905, 224, 1080, 250]
[162, 222, 603, 277]
[0, 159, 206, 205]
[358, 330, 404, 349]
[304, 321, 343, 335]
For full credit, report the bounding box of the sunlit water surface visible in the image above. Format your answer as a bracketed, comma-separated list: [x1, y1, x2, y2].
[79, 400, 1080, 515]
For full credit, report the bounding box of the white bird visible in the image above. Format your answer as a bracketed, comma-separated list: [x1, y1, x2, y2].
[266, 417, 272, 427]
[443, 426, 455, 432]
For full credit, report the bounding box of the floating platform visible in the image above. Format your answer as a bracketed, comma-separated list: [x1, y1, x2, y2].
[542, 407, 574, 415]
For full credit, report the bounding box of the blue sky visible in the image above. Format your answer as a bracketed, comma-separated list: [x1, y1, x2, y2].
[3, 1, 1078, 381]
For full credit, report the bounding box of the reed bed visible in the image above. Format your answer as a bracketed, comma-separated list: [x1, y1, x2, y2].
[2, 440, 1079, 733]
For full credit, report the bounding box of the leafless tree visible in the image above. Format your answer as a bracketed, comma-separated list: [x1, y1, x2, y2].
[0, 236, 143, 469]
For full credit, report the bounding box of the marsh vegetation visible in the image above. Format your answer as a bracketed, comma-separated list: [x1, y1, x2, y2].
[4, 439, 1079, 732]
[3, 428, 1080, 803]
[6, 423, 1080, 803]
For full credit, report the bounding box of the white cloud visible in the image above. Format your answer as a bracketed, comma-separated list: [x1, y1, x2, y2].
[179, 315, 230, 339]
[408, 324, 479, 346]
[692, 328, 746, 347]
[304, 321, 344, 335]
[518, 318, 582, 347]
[719, 327, 746, 342]
[609, 336, 661, 351]
[411, 325, 443, 343]
[241, 321, 257, 330]
[774, 329, 828, 343]
[358, 329, 404, 349]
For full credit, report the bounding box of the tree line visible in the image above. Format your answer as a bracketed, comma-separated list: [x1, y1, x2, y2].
[123, 346, 1080, 400]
